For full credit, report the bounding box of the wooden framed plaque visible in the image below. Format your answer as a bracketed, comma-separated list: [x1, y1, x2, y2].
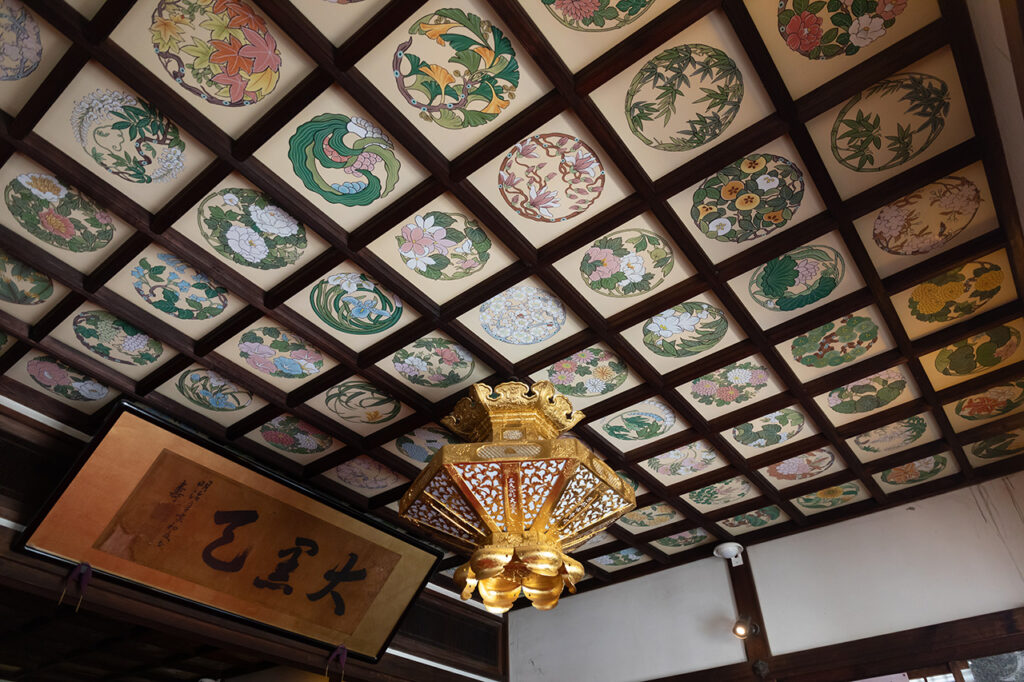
[18, 402, 441, 662]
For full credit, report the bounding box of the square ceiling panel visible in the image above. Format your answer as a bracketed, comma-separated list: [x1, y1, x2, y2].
[919, 318, 1024, 391]
[0, 247, 72, 324]
[254, 85, 430, 232]
[744, 0, 942, 98]
[33, 61, 216, 212]
[852, 161, 998, 278]
[367, 193, 518, 304]
[717, 505, 788, 535]
[810, 364, 919, 427]
[106, 243, 245, 340]
[284, 264, 419, 353]
[757, 446, 846, 490]
[0, 2, 72, 116]
[676, 354, 786, 421]
[305, 375, 414, 437]
[668, 136, 826, 263]
[0, 154, 135, 274]
[357, 0, 553, 158]
[154, 363, 268, 427]
[592, 9, 775, 181]
[942, 376, 1024, 432]
[845, 411, 942, 462]
[469, 111, 634, 246]
[528, 343, 642, 410]
[805, 47, 973, 199]
[775, 305, 897, 382]
[48, 306, 176, 381]
[5, 351, 118, 414]
[215, 315, 339, 390]
[620, 292, 746, 373]
[375, 331, 491, 400]
[109, 1, 317, 138]
[458, 276, 586, 363]
[555, 213, 695, 316]
[171, 173, 330, 290]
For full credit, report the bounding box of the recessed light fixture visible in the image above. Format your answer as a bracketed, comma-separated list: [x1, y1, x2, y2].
[732, 616, 759, 639]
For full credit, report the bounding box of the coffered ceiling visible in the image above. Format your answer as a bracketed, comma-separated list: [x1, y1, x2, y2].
[0, 0, 1022, 596]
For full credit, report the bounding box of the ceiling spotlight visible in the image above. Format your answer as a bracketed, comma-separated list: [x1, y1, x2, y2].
[732, 616, 759, 639]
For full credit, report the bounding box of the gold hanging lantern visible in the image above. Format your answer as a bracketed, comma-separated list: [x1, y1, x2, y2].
[399, 381, 635, 613]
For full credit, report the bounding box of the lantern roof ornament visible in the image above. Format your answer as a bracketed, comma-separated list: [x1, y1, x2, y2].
[400, 380, 635, 613]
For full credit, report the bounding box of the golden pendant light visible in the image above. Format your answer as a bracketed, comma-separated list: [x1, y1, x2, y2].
[399, 381, 636, 613]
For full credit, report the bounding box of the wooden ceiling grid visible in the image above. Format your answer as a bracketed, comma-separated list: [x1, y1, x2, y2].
[0, 0, 1022, 595]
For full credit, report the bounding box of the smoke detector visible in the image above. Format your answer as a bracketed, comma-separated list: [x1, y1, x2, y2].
[713, 542, 745, 566]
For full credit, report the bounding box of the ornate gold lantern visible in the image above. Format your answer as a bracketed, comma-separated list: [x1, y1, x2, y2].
[399, 381, 635, 613]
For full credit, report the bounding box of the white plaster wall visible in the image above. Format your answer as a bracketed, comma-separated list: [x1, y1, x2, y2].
[508, 557, 746, 682]
[750, 472, 1024, 655]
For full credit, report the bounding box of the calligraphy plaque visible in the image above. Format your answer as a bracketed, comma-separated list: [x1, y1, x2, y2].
[22, 404, 440, 661]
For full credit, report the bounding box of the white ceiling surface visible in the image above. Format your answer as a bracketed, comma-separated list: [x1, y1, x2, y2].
[750, 470, 1024, 655]
[508, 556, 744, 682]
[969, 2, 1024, 233]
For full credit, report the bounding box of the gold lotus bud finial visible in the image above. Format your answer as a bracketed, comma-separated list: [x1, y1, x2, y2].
[441, 380, 583, 442]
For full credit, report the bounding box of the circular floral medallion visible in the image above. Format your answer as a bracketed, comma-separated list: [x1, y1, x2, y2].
[72, 311, 163, 366]
[335, 455, 400, 490]
[954, 380, 1024, 422]
[237, 326, 322, 379]
[853, 415, 928, 453]
[791, 314, 879, 369]
[392, 337, 475, 388]
[26, 354, 108, 402]
[0, 0, 40, 80]
[909, 261, 1003, 324]
[175, 368, 252, 412]
[872, 176, 981, 255]
[749, 245, 844, 312]
[396, 211, 492, 280]
[601, 399, 675, 441]
[288, 113, 400, 206]
[643, 301, 728, 358]
[545, 0, 655, 31]
[620, 502, 678, 528]
[934, 325, 1020, 377]
[880, 454, 948, 486]
[625, 44, 743, 152]
[150, 0, 281, 107]
[0, 250, 52, 305]
[720, 505, 781, 529]
[796, 483, 861, 509]
[4, 173, 116, 253]
[198, 188, 307, 271]
[687, 477, 751, 507]
[395, 425, 459, 463]
[831, 73, 950, 173]
[653, 528, 709, 550]
[592, 547, 645, 567]
[308, 272, 402, 335]
[766, 448, 836, 482]
[131, 253, 228, 321]
[324, 380, 400, 424]
[732, 408, 805, 448]
[971, 429, 1024, 461]
[778, 0, 907, 60]
[692, 154, 805, 243]
[260, 415, 332, 455]
[479, 286, 565, 345]
[644, 442, 719, 479]
[70, 89, 185, 184]
[394, 9, 519, 129]
[498, 133, 605, 222]
[580, 228, 674, 297]
[690, 360, 771, 408]
[545, 346, 627, 398]
[827, 367, 907, 415]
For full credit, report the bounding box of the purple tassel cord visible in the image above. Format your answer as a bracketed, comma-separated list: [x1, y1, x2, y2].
[325, 644, 347, 681]
[57, 562, 92, 612]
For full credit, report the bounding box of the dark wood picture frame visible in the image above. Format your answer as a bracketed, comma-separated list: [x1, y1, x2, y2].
[13, 399, 443, 664]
